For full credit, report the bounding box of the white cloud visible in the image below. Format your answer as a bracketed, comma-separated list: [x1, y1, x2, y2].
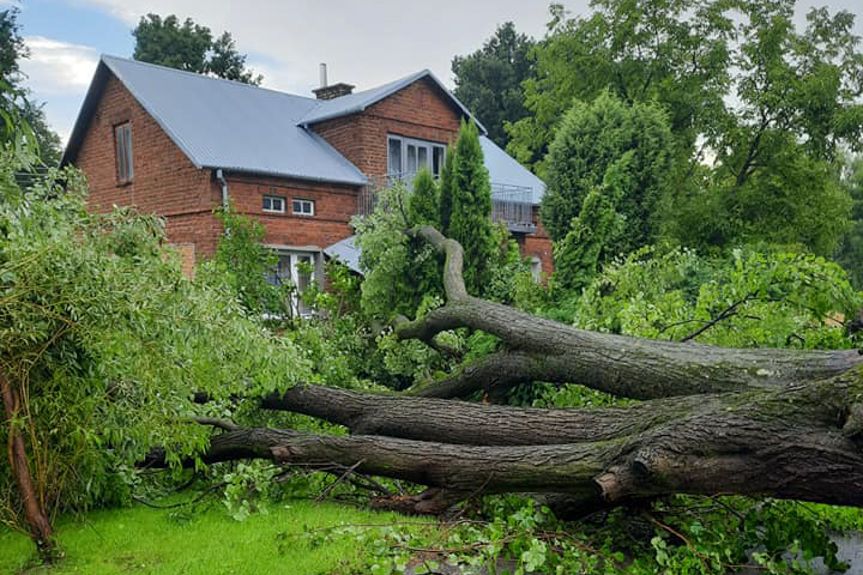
[21, 36, 99, 94]
[18, 37, 100, 144]
[73, 0, 562, 91]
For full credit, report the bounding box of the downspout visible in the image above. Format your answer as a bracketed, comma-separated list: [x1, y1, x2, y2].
[216, 168, 229, 210]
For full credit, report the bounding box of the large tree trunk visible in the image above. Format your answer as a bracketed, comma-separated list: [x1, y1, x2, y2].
[149, 227, 863, 516]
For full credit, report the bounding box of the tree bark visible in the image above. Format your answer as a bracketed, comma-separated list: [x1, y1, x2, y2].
[1, 371, 54, 559]
[396, 226, 862, 400]
[148, 227, 863, 517]
[152, 368, 863, 515]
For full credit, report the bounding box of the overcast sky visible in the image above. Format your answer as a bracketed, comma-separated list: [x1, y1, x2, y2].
[4, 0, 862, 144]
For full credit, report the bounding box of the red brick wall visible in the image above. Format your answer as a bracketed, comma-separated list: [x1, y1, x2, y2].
[72, 73, 222, 260]
[72, 70, 554, 275]
[226, 173, 360, 248]
[312, 77, 462, 179]
[312, 77, 555, 274]
[523, 207, 553, 277]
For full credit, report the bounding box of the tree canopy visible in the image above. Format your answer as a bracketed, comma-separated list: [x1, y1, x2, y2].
[132, 14, 262, 85]
[0, 8, 62, 165]
[452, 22, 535, 149]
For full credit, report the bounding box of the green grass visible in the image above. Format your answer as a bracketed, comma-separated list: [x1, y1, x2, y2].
[1, 500, 428, 574]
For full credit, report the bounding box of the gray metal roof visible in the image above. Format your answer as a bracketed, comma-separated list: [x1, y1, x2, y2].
[323, 234, 362, 273]
[64, 56, 541, 196]
[299, 69, 487, 134]
[481, 136, 546, 205]
[65, 56, 368, 185]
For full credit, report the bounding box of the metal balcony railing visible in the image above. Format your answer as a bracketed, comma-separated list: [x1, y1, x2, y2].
[357, 173, 536, 233]
[490, 183, 536, 233]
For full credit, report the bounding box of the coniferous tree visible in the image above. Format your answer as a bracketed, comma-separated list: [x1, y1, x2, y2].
[438, 144, 455, 235]
[407, 169, 439, 227]
[542, 91, 673, 253]
[448, 120, 495, 294]
[553, 153, 632, 292]
[407, 169, 444, 299]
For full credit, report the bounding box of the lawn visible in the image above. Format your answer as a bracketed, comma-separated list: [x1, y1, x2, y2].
[1, 500, 427, 574]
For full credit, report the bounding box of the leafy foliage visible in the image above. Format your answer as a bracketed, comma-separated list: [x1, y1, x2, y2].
[0, 8, 61, 163]
[0, 149, 307, 529]
[133, 14, 262, 85]
[507, 0, 731, 176]
[573, 246, 861, 349]
[198, 207, 291, 317]
[451, 22, 535, 148]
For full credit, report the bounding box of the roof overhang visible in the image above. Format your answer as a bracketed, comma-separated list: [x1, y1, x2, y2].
[298, 69, 487, 135]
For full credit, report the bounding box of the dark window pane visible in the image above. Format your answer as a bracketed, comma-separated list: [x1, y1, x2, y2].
[388, 138, 402, 175]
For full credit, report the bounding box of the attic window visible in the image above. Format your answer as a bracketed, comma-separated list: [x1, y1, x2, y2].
[114, 122, 133, 183]
[387, 135, 446, 180]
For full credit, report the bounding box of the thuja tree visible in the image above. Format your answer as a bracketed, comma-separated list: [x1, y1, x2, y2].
[0, 149, 307, 558]
[552, 153, 632, 292]
[446, 119, 496, 295]
[541, 91, 674, 247]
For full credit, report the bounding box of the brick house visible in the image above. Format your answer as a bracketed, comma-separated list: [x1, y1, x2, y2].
[62, 56, 551, 312]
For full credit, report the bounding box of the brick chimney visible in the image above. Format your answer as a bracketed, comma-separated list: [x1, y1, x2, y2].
[312, 63, 354, 100]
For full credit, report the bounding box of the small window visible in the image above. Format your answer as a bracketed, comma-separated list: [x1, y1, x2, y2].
[292, 198, 314, 216]
[114, 122, 133, 183]
[263, 195, 286, 213]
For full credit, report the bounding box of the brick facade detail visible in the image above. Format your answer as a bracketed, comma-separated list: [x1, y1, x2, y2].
[311, 77, 461, 179]
[72, 70, 553, 277]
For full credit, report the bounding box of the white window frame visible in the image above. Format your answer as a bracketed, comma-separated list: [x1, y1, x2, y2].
[387, 135, 446, 180]
[292, 198, 315, 217]
[262, 194, 286, 213]
[114, 122, 133, 183]
[268, 250, 319, 317]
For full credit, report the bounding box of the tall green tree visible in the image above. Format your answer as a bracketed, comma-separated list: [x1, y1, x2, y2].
[542, 91, 674, 250]
[835, 157, 863, 287]
[407, 169, 439, 227]
[512, 0, 862, 256]
[553, 153, 632, 292]
[666, 0, 860, 255]
[0, 8, 62, 163]
[452, 22, 535, 148]
[507, 0, 731, 177]
[448, 120, 496, 294]
[438, 145, 455, 234]
[133, 14, 262, 85]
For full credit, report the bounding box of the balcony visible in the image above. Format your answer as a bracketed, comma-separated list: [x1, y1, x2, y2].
[490, 183, 536, 233]
[357, 173, 536, 233]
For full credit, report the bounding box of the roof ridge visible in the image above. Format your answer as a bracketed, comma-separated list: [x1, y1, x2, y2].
[100, 54, 318, 102]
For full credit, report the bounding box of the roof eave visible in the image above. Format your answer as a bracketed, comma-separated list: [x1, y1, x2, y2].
[299, 69, 488, 135]
[61, 60, 109, 167]
[207, 165, 367, 187]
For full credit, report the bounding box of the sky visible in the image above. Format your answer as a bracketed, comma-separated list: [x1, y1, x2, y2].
[3, 0, 862, 145]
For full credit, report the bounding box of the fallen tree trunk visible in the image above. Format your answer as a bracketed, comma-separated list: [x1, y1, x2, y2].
[148, 227, 863, 517]
[152, 368, 863, 515]
[395, 227, 863, 400]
